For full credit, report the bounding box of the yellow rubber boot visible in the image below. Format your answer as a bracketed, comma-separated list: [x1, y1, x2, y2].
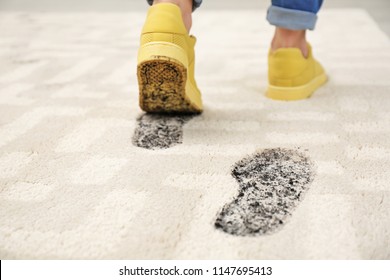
[137, 3, 203, 113]
[267, 44, 327, 101]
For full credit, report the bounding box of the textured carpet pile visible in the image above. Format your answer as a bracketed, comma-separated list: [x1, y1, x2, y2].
[0, 9, 389, 259]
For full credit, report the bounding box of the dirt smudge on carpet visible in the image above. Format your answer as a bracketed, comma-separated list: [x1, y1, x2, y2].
[132, 113, 195, 149]
[215, 148, 315, 236]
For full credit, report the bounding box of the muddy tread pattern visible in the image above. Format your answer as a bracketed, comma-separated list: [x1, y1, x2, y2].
[137, 58, 200, 113]
[215, 148, 315, 236]
[132, 113, 195, 150]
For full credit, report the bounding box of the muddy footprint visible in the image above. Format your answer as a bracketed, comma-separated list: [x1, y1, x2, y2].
[215, 148, 315, 236]
[132, 113, 195, 150]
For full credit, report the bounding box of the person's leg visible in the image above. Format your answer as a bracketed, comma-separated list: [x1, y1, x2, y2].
[272, 28, 308, 58]
[265, 0, 327, 101]
[137, 0, 203, 113]
[267, 0, 323, 57]
[145, 0, 202, 31]
[146, 0, 202, 11]
[147, 0, 192, 32]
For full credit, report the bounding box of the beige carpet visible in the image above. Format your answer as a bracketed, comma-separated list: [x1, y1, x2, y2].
[0, 9, 389, 259]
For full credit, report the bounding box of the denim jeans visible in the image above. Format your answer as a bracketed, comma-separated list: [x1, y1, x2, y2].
[267, 0, 324, 30]
[146, 0, 323, 30]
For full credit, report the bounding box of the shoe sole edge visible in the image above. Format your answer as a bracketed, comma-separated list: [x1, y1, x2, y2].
[266, 73, 328, 101]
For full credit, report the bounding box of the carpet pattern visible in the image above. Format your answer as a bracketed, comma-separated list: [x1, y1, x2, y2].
[0, 9, 389, 259]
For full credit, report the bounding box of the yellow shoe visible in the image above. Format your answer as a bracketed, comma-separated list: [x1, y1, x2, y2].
[137, 3, 203, 113]
[266, 44, 327, 101]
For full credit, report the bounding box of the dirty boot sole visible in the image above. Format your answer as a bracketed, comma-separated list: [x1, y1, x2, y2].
[137, 57, 201, 113]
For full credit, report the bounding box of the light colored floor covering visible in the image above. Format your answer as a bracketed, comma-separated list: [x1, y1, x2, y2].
[0, 9, 389, 259]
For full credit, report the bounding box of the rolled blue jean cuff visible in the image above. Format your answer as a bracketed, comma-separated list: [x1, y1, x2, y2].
[267, 6, 318, 30]
[146, 0, 202, 11]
